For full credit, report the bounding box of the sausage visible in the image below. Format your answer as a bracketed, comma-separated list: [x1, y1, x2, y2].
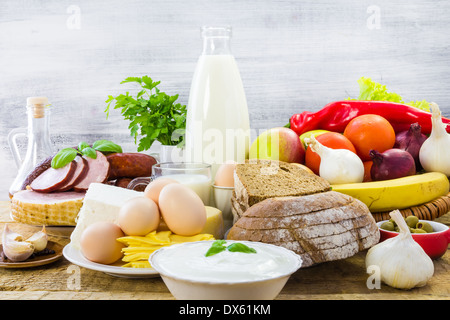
[106, 153, 157, 180]
[114, 177, 133, 189]
[57, 156, 89, 192]
[73, 151, 110, 192]
[30, 161, 77, 193]
[20, 156, 53, 190]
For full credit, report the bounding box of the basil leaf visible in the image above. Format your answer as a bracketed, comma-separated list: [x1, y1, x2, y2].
[205, 240, 227, 257]
[51, 148, 78, 169]
[78, 141, 90, 152]
[81, 147, 97, 159]
[92, 140, 123, 153]
[226, 243, 257, 254]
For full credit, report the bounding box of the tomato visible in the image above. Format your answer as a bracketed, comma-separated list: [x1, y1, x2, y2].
[363, 161, 373, 182]
[343, 114, 396, 161]
[305, 132, 357, 175]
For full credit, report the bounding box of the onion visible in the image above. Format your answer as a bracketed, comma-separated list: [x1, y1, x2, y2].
[370, 149, 416, 181]
[394, 122, 428, 170]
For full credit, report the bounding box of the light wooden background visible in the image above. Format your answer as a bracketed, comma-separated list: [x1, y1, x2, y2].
[1, 0, 450, 200]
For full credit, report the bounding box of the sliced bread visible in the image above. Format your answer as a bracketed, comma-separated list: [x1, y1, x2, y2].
[232, 160, 331, 221]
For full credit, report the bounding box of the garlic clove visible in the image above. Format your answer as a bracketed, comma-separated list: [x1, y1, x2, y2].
[25, 226, 48, 252]
[2, 225, 35, 262]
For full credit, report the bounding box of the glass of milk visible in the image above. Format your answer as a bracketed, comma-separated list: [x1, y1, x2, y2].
[152, 162, 212, 206]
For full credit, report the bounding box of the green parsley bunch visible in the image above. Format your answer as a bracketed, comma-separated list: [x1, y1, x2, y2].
[105, 76, 187, 152]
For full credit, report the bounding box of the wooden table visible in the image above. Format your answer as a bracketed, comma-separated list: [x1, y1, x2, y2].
[0, 201, 449, 301]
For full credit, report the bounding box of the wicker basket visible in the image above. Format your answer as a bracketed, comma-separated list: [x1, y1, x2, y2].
[372, 192, 450, 222]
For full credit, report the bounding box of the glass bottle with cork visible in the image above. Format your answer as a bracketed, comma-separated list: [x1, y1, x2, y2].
[8, 97, 54, 198]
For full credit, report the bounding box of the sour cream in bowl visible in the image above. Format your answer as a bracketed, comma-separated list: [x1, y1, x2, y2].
[149, 240, 302, 300]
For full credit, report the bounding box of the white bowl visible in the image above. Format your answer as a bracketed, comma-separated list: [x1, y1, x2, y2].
[149, 240, 302, 300]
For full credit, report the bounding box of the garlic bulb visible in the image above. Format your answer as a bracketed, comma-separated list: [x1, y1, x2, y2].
[365, 210, 434, 290]
[305, 136, 364, 184]
[419, 103, 450, 176]
[25, 226, 48, 252]
[2, 224, 35, 262]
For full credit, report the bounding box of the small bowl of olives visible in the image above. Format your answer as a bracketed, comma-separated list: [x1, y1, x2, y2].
[377, 216, 450, 260]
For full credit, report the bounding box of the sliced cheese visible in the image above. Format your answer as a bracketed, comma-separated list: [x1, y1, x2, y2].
[69, 183, 142, 249]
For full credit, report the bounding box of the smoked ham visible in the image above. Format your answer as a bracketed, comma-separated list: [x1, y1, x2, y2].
[58, 156, 88, 192]
[30, 160, 77, 193]
[73, 151, 110, 191]
[11, 190, 85, 225]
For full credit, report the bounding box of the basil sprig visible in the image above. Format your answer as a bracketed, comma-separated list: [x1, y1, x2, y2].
[205, 240, 257, 257]
[51, 139, 122, 169]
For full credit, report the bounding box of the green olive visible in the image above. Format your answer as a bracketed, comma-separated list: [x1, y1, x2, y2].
[394, 226, 400, 232]
[380, 221, 395, 231]
[416, 221, 434, 233]
[412, 228, 427, 233]
[405, 215, 419, 229]
[389, 219, 397, 226]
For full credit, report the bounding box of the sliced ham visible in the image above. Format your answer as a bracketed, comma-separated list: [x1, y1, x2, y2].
[30, 161, 77, 193]
[11, 189, 85, 226]
[73, 151, 110, 192]
[57, 156, 89, 192]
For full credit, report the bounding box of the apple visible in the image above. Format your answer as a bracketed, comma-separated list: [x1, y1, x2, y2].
[249, 127, 305, 164]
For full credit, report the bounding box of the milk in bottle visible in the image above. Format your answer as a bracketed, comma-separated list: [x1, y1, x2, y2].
[185, 26, 250, 177]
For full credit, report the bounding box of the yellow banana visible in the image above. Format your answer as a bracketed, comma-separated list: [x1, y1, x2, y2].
[331, 172, 449, 212]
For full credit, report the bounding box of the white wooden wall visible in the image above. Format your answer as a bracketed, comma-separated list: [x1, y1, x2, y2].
[1, 0, 450, 200]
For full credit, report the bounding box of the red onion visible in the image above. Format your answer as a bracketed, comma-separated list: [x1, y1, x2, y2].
[370, 149, 416, 181]
[394, 122, 428, 170]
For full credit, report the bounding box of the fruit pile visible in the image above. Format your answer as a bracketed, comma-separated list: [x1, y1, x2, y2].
[249, 101, 450, 213]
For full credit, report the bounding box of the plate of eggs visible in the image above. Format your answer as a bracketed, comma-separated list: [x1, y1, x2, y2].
[63, 175, 213, 278]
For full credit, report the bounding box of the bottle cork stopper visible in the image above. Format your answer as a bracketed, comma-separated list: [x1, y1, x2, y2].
[27, 97, 49, 118]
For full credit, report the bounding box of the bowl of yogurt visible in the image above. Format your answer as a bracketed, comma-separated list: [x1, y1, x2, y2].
[149, 240, 302, 300]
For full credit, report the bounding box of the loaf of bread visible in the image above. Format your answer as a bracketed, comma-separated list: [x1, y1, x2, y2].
[232, 160, 331, 223]
[227, 191, 380, 268]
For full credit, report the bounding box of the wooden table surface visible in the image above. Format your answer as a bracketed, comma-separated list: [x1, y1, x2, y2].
[0, 201, 449, 300]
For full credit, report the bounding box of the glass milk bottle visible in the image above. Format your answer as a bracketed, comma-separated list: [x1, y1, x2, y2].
[8, 97, 54, 197]
[185, 26, 251, 178]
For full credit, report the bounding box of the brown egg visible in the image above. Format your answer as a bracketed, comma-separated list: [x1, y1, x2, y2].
[144, 177, 179, 205]
[80, 222, 125, 264]
[158, 183, 207, 236]
[118, 196, 161, 236]
[214, 162, 236, 187]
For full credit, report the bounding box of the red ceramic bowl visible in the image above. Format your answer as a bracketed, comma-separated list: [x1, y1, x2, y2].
[377, 220, 450, 260]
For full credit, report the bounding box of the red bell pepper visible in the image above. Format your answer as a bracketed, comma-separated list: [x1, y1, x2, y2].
[289, 100, 450, 136]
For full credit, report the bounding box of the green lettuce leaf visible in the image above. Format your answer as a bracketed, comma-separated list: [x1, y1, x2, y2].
[352, 77, 431, 112]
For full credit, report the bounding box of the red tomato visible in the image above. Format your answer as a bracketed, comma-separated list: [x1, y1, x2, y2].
[305, 132, 357, 175]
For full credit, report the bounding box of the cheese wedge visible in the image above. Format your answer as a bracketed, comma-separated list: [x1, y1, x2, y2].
[69, 183, 142, 249]
[201, 206, 224, 239]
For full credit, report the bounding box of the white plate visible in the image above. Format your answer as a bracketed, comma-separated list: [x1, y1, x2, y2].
[62, 243, 159, 278]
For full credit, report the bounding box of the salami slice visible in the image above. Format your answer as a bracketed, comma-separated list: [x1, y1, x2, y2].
[30, 161, 77, 193]
[73, 151, 110, 192]
[57, 156, 89, 192]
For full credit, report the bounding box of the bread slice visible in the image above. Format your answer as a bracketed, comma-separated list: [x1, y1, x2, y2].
[232, 160, 331, 221]
[227, 191, 379, 268]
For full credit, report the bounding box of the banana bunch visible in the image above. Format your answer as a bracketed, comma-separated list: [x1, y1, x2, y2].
[117, 230, 215, 268]
[331, 172, 449, 212]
